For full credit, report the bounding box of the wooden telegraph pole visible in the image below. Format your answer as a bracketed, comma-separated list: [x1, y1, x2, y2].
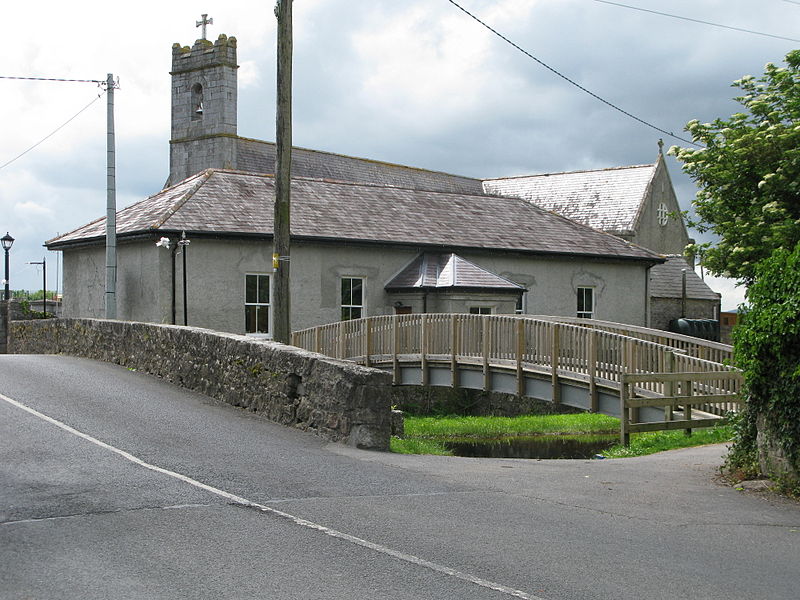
[273, 0, 293, 343]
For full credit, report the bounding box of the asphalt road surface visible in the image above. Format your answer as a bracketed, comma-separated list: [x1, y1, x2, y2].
[2, 354, 799, 599]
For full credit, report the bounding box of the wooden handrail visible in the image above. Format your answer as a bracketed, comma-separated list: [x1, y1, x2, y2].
[292, 314, 741, 416]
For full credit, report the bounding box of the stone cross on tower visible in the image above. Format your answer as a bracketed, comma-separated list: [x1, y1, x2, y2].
[196, 14, 213, 40]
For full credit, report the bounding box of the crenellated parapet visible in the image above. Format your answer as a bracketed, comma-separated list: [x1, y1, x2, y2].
[168, 34, 239, 187]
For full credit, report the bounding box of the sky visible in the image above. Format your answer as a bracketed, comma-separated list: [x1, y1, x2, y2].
[2, 0, 798, 310]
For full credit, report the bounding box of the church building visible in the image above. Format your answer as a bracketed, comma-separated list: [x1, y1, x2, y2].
[47, 32, 716, 337]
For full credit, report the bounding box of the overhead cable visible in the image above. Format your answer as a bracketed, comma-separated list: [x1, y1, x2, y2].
[0, 75, 105, 84]
[445, 0, 700, 146]
[594, 0, 800, 43]
[0, 91, 106, 171]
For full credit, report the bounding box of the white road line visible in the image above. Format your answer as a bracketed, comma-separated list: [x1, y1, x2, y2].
[1, 392, 545, 600]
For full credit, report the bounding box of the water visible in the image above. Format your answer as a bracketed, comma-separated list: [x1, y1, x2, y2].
[444, 434, 617, 459]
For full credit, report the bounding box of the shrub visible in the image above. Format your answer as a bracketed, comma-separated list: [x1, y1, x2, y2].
[728, 243, 800, 482]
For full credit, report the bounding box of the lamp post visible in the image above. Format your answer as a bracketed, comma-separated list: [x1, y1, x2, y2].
[177, 232, 190, 326]
[158, 233, 191, 326]
[28, 258, 47, 317]
[1, 232, 13, 301]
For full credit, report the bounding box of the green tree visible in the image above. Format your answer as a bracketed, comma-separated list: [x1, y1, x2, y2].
[670, 50, 800, 283]
[728, 243, 800, 484]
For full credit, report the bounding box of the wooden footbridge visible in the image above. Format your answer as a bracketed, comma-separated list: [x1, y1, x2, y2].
[292, 314, 743, 444]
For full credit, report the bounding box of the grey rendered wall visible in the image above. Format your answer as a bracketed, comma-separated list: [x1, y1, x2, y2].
[62, 242, 170, 323]
[461, 252, 650, 326]
[631, 159, 691, 257]
[61, 237, 651, 334]
[62, 246, 106, 319]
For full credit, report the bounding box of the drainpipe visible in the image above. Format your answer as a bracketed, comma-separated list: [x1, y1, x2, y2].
[171, 244, 177, 325]
[645, 265, 652, 328]
[681, 268, 687, 319]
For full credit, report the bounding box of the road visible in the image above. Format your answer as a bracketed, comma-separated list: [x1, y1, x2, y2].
[1, 354, 798, 599]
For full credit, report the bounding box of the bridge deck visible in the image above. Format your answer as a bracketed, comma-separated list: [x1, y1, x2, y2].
[293, 314, 743, 442]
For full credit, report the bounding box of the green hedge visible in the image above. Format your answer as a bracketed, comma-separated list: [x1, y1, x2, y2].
[728, 243, 800, 479]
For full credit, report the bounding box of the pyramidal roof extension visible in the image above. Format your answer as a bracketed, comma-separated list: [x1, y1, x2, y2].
[385, 253, 525, 291]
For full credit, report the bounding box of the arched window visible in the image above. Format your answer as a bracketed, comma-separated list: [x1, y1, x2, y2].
[191, 83, 203, 121]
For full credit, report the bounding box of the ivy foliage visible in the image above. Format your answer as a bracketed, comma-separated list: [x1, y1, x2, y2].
[670, 50, 800, 283]
[729, 243, 800, 473]
[19, 299, 55, 320]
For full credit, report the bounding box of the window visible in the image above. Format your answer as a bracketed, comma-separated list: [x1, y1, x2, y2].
[245, 274, 270, 334]
[341, 277, 364, 320]
[515, 293, 525, 315]
[577, 287, 594, 319]
[656, 202, 669, 226]
[191, 83, 204, 121]
[469, 306, 493, 315]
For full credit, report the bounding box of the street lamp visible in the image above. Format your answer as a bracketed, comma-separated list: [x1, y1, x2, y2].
[155, 233, 190, 326]
[177, 231, 190, 326]
[1, 232, 14, 301]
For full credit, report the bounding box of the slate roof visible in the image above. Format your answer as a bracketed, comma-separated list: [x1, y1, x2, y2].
[649, 256, 720, 301]
[385, 253, 525, 291]
[236, 138, 485, 195]
[47, 169, 661, 263]
[482, 163, 657, 234]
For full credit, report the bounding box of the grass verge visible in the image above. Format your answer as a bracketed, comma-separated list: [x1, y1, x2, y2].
[391, 413, 734, 458]
[403, 413, 619, 438]
[602, 425, 734, 458]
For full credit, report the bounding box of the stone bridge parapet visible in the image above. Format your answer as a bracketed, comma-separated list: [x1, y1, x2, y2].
[9, 318, 393, 450]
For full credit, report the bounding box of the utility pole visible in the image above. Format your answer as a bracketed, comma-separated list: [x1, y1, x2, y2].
[273, 0, 293, 343]
[105, 73, 119, 319]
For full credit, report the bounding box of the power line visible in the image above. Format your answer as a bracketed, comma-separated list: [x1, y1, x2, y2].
[0, 91, 106, 171]
[445, 0, 700, 147]
[0, 75, 105, 84]
[593, 0, 800, 43]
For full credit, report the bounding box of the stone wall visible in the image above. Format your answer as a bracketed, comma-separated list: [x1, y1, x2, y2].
[391, 385, 581, 417]
[9, 318, 393, 450]
[650, 297, 720, 331]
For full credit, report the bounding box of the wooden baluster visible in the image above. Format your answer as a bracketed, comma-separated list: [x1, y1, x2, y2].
[684, 376, 693, 436]
[620, 374, 630, 446]
[516, 318, 525, 397]
[551, 324, 561, 404]
[421, 314, 428, 387]
[364, 317, 372, 367]
[451, 314, 459, 389]
[483, 317, 491, 391]
[588, 329, 598, 412]
[392, 316, 400, 385]
[664, 350, 675, 422]
[624, 339, 638, 424]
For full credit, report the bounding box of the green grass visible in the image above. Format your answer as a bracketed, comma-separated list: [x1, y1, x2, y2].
[390, 437, 452, 455]
[602, 425, 734, 458]
[403, 413, 619, 439]
[392, 413, 734, 458]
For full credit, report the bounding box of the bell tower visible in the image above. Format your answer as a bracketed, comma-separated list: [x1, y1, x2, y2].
[167, 33, 238, 187]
